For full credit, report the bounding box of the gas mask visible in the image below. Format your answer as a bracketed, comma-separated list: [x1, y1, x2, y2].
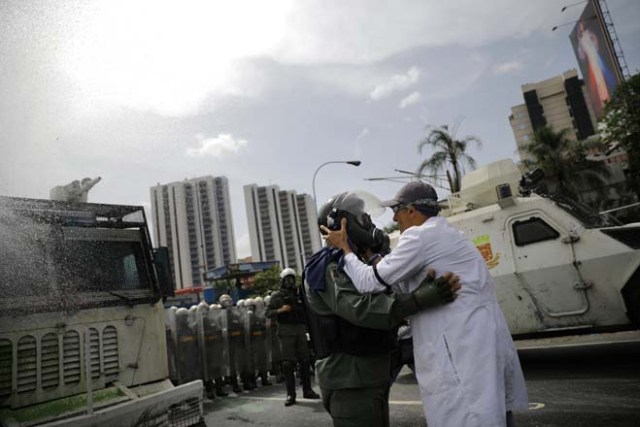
[319, 192, 390, 256]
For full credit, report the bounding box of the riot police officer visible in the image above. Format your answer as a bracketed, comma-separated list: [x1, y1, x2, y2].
[267, 269, 320, 406]
[246, 297, 272, 387]
[219, 294, 245, 393]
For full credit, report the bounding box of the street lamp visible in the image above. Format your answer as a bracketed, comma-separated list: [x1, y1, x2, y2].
[312, 160, 362, 206]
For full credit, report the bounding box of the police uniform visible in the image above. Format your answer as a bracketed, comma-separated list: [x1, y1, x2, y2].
[267, 279, 319, 405]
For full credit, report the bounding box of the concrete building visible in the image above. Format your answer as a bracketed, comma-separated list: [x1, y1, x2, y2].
[150, 176, 237, 289]
[244, 184, 321, 273]
[509, 69, 597, 163]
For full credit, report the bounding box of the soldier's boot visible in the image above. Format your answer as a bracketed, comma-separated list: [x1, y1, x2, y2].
[215, 377, 228, 397]
[300, 359, 320, 399]
[229, 375, 242, 393]
[205, 380, 216, 399]
[283, 360, 297, 406]
[260, 371, 272, 386]
[242, 373, 255, 391]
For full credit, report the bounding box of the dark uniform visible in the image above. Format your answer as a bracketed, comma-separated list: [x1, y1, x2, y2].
[220, 295, 247, 393]
[266, 269, 320, 406]
[246, 299, 272, 387]
[199, 303, 228, 398]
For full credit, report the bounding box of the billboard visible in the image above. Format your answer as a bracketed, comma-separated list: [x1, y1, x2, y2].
[569, 0, 623, 119]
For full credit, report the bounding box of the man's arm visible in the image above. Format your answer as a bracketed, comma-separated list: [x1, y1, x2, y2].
[322, 218, 427, 294]
[309, 263, 459, 331]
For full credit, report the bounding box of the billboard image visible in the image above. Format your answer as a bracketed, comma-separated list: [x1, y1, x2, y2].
[569, 0, 623, 119]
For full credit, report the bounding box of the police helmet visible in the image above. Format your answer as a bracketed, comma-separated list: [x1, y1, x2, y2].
[219, 294, 233, 308]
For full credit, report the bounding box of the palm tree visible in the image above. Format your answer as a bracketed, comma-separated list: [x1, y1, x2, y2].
[522, 125, 609, 200]
[417, 123, 482, 193]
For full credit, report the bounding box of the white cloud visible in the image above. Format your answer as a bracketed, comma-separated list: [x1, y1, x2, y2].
[356, 128, 370, 140]
[399, 91, 421, 109]
[236, 233, 251, 259]
[370, 67, 420, 100]
[493, 60, 524, 74]
[186, 133, 248, 158]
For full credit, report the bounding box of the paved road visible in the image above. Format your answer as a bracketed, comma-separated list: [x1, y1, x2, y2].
[203, 339, 640, 426]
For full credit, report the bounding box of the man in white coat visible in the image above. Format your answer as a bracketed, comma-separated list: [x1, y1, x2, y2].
[321, 181, 528, 427]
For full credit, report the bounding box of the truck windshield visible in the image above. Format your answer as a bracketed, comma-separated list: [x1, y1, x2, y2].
[0, 201, 158, 313]
[549, 195, 622, 228]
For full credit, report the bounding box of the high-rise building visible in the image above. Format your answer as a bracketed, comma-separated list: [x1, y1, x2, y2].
[150, 176, 237, 289]
[244, 184, 321, 273]
[509, 69, 597, 163]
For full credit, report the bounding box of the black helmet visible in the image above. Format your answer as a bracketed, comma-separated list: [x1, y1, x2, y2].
[318, 191, 389, 256]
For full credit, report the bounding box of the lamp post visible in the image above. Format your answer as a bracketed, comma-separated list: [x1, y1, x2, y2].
[312, 160, 362, 206]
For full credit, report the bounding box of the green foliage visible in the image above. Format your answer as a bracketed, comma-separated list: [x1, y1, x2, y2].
[252, 265, 283, 296]
[383, 223, 399, 233]
[522, 125, 609, 201]
[600, 73, 640, 194]
[417, 122, 481, 193]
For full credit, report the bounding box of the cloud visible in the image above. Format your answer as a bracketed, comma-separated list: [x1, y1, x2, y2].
[370, 67, 420, 100]
[186, 133, 248, 158]
[399, 91, 421, 109]
[493, 60, 524, 74]
[356, 128, 370, 140]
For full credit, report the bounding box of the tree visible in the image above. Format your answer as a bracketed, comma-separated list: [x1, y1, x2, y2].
[522, 125, 609, 200]
[252, 265, 284, 296]
[599, 73, 640, 194]
[417, 122, 481, 193]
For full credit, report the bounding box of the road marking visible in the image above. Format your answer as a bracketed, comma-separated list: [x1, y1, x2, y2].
[529, 402, 545, 410]
[238, 396, 423, 405]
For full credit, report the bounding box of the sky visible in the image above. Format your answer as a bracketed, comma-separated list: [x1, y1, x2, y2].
[1, 0, 639, 258]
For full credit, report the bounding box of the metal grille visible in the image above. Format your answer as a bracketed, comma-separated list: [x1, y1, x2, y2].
[103, 326, 119, 377]
[168, 396, 203, 427]
[89, 328, 100, 379]
[0, 339, 12, 399]
[17, 336, 37, 393]
[41, 333, 60, 389]
[63, 331, 81, 385]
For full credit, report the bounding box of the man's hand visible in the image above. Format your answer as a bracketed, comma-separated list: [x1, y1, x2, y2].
[279, 304, 292, 313]
[319, 218, 352, 254]
[410, 269, 461, 310]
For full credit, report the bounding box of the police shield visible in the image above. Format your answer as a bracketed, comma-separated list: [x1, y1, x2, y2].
[164, 306, 179, 384]
[207, 304, 230, 379]
[175, 306, 203, 384]
[227, 305, 246, 379]
[252, 299, 270, 371]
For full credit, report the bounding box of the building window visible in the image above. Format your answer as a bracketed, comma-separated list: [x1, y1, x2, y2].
[512, 217, 560, 246]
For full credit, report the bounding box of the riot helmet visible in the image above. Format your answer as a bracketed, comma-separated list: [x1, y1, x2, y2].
[219, 294, 233, 309]
[280, 267, 297, 290]
[318, 191, 390, 256]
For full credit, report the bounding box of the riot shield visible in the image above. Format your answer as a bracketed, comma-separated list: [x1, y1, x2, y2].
[241, 305, 254, 378]
[227, 305, 246, 379]
[175, 306, 203, 384]
[164, 307, 179, 384]
[203, 305, 229, 379]
[252, 300, 270, 371]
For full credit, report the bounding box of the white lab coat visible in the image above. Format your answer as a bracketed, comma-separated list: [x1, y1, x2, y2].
[343, 216, 528, 427]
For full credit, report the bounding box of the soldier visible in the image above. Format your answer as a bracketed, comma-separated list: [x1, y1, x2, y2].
[197, 302, 229, 398]
[267, 269, 320, 406]
[265, 295, 284, 383]
[219, 294, 244, 393]
[246, 298, 272, 387]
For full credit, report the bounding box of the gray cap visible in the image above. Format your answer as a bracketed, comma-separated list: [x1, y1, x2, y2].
[381, 181, 439, 208]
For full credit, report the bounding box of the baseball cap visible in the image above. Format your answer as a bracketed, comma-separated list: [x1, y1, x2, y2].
[380, 181, 439, 208]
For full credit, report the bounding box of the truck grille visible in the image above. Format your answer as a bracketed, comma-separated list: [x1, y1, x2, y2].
[0, 339, 12, 399]
[103, 326, 119, 377]
[41, 333, 60, 389]
[17, 336, 37, 393]
[3, 326, 121, 405]
[63, 331, 81, 385]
